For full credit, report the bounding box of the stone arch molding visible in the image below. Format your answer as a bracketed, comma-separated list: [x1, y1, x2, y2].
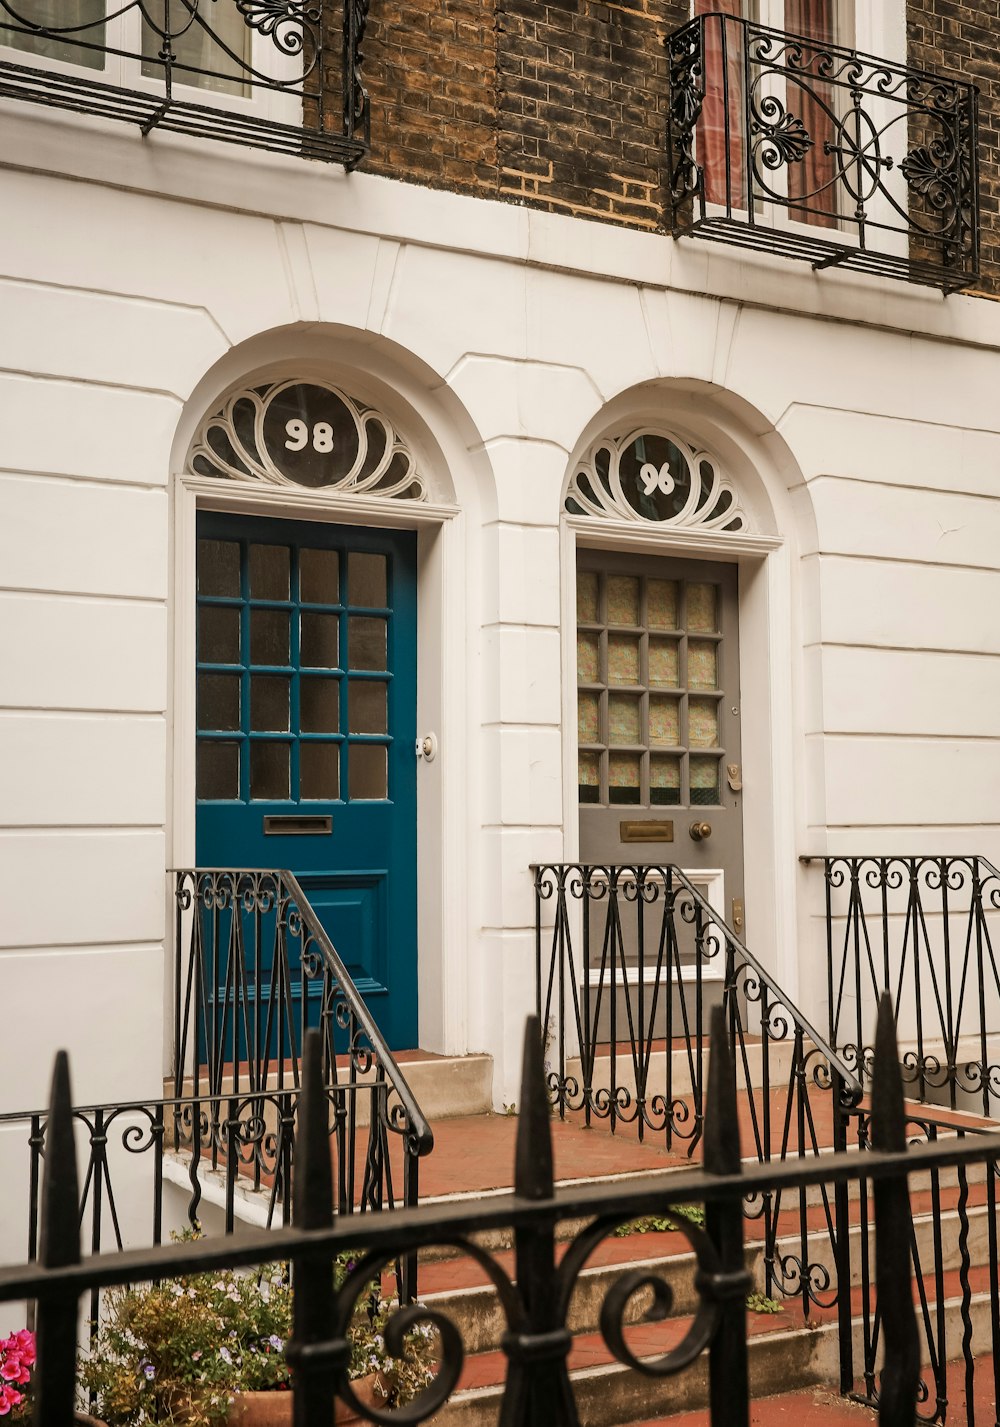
[565, 426, 748, 533]
[186, 377, 427, 503]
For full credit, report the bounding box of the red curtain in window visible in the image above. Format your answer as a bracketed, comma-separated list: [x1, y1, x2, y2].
[784, 0, 840, 227]
[695, 0, 745, 210]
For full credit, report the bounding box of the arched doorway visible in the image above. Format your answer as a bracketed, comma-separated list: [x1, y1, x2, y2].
[179, 374, 446, 1051]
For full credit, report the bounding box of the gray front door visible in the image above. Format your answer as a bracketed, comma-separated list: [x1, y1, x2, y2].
[576, 548, 744, 916]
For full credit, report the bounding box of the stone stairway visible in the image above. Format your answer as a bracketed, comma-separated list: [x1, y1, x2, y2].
[167, 1040, 1000, 1425]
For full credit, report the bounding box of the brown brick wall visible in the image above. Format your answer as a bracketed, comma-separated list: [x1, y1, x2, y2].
[357, 0, 687, 228]
[362, 0, 500, 196]
[354, 1, 996, 292]
[496, 1, 687, 229]
[907, 0, 1000, 295]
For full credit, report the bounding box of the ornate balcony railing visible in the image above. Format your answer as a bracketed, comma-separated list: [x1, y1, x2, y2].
[532, 862, 861, 1317]
[665, 12, 979, 292]
[3, 1002, 996, 1426]
[0, 0, 370, 167]
[814, 854, 1000, 1115]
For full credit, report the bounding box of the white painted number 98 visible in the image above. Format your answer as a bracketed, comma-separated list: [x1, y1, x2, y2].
[284, 419, 334, 453]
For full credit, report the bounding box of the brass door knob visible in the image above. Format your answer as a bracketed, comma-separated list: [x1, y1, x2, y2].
[689, 820, 713, 842]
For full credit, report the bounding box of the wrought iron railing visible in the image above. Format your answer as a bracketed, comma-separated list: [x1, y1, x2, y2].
[0, 868, 432, 1320]
[171, 868, 432, 1245]
[665, 12, 979, 291]
[3, 1001, 993, 1426]
[532, 862, 861, 1315]
[817, 855, 1000, 1115]
[0, 0, 370, 167]
[841, 1098, 1000, 1421]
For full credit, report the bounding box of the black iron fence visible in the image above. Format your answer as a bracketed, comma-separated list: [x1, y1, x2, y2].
[817, 856, 1000, 1116]
[0, 869, 432, 1318]
[840, 1098, 1000, 1423]
[533, 862, 861, 1317]
[665, 11, 979, 291]
[0, 0, 370, 166]
[2, 1000, 992, 1426]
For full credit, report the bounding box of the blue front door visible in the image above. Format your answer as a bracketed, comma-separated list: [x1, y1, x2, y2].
[195, 512, 418, 1050]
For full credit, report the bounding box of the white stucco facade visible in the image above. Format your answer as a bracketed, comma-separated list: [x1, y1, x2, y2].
[3, 96, 1000, 1166]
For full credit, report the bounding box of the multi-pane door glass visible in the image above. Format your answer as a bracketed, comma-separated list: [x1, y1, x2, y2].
[577, 570, 725, 808]
[196, 536, 393, 804]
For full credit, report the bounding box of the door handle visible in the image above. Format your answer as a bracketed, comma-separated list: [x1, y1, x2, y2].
[689, 820, 712, 842]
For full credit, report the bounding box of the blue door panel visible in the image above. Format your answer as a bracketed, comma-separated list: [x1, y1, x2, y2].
[296, 873, 390, 995]
[194, 512, 418, 1051]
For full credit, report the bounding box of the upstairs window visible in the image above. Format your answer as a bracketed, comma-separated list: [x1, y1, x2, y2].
[1, 0, 250, 94]
[694, 0, 854, 227]
[0, 1, 369, 167]
[671, 1, 975, 289]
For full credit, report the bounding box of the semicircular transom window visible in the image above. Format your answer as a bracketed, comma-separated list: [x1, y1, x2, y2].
[187, 379, 426, 502]
[566, 429, 747, 533]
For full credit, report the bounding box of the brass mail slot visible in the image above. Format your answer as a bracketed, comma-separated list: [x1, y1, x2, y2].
[263, 815, 332, 836]
[620, 820, 674, 844]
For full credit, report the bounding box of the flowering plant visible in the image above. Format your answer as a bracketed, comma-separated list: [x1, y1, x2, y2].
[0, 1330, 36, 1418]
[80, 1236, 436, 1424]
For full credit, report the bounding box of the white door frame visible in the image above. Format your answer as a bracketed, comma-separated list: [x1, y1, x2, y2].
[168, 470, 466, 1059]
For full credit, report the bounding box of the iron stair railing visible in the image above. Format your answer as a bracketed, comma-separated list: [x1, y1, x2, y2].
[533, 861, 862, 1320]
[0, 867, 433, 1336]
[815, 854, 1000, 1115]
[6, 1000, 995, 1426]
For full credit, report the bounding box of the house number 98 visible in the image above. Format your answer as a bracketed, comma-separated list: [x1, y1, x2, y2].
[285, 419, 334, 453]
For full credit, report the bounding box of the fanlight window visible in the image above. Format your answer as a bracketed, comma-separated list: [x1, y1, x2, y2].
[566, 430, 747, 533]
[187, 380, 426, 502]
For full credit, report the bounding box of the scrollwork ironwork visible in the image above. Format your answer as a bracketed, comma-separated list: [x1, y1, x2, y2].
[187, 379, 426, 502]
[665, 12, 979, 291]
[0, 0, 369, 167]
[566, 428, 748, 533]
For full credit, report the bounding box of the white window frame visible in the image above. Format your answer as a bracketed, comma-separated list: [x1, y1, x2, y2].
[0, 2, 304, 127]
[691, 0, 908, 257]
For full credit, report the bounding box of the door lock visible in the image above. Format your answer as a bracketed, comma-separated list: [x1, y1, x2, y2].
[689, 820, 712, 842]
[416, 732, 438, 761]
[726, 763, 742, 791]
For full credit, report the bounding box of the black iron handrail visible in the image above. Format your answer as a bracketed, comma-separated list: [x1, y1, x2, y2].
[0, 868, 433, 1325]
[665, 11, 979, 291]
[3, 1000, 989, 1426]
[0, 0, 370, 167]
[839, 1096, 1000, 1418]
[173, 868, 432, 1153]
[814, 854, 1000, 1114]
[533, 861, 860, 1317]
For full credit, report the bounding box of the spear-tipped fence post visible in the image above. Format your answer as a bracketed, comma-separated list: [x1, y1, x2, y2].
[34, 1050, 81, 1427]
[287, 1028, 338, 1427]
[500, 1015, 575, 1426]
[703, 1005, 750, 1427]
[871, 992, 919, 1427]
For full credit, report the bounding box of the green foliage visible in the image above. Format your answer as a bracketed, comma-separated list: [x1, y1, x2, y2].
[80, 1234, 436, 1425]
[745, 1292, 783, 1314]
[613, 1203, 707, 1237]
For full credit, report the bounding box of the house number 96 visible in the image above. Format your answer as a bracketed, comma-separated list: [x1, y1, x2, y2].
[285, 419, 334, 453]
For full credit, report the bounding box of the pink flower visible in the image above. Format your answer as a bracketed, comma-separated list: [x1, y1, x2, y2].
[0, 1382, 24, 1415]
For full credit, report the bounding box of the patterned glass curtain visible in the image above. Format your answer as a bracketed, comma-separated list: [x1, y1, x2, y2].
[1, 0, 106, 69]
[694, 0, 745, 210]
[140, 0, 250, 96]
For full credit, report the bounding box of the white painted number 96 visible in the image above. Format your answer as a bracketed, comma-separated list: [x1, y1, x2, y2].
[285, 419, 334, 453]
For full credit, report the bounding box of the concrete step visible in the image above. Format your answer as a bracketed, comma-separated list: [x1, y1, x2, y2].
[433, 1286, 997, 1427]
[168, 1051, 494, 1127]
[567, 1034, 800, 1100]
[417, 1196, 996, 1357]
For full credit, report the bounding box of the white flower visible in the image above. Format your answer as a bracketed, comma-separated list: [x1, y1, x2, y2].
[219, 1347, 232, 1364]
